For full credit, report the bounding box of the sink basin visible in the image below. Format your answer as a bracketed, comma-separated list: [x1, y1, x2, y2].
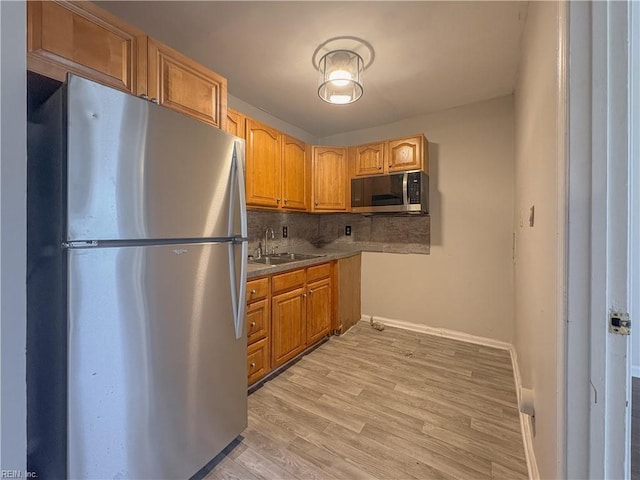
[269, 253, 324, 261]
[248, 252, 324, 265]
[249, 256, 293, 265]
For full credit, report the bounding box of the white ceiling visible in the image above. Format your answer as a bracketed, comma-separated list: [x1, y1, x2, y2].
[98, 1, 528, 138]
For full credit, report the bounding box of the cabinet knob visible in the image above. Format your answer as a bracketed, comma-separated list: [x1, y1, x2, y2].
[250, 362, 256, 369]
[250, 289, 257, 294]
[284, 198, 288, 204]
[309, 289, 314, 294]
[302, 293, 307, 298]
[250, 321, 256, 327]
[276, 198, 281, 204]
[378, 166, 382, 170]
[315, 202, 318, 206]
[139, 94, 149, 100]
[150, 98, 159, 104]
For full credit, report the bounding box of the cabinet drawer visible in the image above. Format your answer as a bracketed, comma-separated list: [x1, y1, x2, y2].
[247, 338, 269, 385]
[247, 277, 269, 303]
[247, 298, 269, 345]
[272, 268, 305, 295]
[306, 262, 331, 283]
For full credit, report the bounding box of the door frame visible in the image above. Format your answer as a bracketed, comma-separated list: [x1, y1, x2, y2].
[565, 1, 632, 478]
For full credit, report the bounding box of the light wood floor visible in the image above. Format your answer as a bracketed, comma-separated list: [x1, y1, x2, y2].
[204, 323, 528, 480]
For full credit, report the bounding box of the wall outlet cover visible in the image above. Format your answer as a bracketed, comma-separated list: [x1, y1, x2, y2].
[345, 225, 352, 236]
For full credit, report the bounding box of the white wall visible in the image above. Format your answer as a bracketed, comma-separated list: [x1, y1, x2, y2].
[513, 2, 562, 478]
[228, 94, 317, 144]
[0, 0, 27, 472]
[320, 96, 516, 343]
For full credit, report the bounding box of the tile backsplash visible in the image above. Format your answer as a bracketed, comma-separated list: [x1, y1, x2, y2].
[247, 210, 430, 255]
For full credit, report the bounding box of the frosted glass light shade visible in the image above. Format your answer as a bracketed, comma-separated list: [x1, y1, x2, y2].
[318, 50, 363, 105]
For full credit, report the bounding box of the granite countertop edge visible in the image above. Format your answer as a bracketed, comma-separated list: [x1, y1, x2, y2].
[246, 248, 362, 279]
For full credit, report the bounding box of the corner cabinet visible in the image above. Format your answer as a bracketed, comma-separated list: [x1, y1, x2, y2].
[281, 135, 308, 211]
[245, 118, 282, 208]
[245, 118, 308, 211]
[312, 146, 349, 212]
[27, 0, 144, 94]
[225, 108, 246, 138]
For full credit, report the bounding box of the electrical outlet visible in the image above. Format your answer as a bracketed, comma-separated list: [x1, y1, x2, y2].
[345, 225, 351, 236]
[282, 226, 288, 238]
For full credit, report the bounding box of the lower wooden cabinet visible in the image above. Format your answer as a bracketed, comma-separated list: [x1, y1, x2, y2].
[246, 277, 270, 385]
[247, 338, 270, 386]
[306, 277, 332, 345]
[247, 261, 334, 385]
[246, 298, 269, 345]
[271, 287, 307, 368]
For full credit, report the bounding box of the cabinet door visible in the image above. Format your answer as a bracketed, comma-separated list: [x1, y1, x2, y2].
[247, 298, 269, 345]
[225, 108, 245, 138]
[27, 1, 143, 93]
[387, 135, 425, 173]
[146, 38, 227, 129]
[246, 118, 282, 208]
[306, 278, 332, 345]
[312, 146, 348, 211]
[354, 142, 385, 176]
[281, 135, 308, 211]
[247, 338, 270, 385]
[271, 287, 306, 368]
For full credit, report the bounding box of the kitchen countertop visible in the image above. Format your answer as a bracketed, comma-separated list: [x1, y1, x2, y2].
[246, 248, 361, 279]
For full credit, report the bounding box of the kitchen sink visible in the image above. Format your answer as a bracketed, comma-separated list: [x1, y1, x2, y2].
[249, 252, 324, 265]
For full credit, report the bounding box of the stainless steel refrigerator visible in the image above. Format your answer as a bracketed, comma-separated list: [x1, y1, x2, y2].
[27, 74, 248, 479]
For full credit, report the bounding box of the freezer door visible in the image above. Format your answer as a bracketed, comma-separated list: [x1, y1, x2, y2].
[66, 75, 245, 242]
[67, 243, 247, 479]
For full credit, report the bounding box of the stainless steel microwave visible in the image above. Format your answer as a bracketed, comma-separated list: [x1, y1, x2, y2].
[351, 170, 429, 214]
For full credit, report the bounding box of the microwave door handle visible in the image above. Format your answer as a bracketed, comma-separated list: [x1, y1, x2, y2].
[402, 172, 409, 206]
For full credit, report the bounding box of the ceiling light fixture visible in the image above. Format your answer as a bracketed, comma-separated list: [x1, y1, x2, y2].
[318, 49, 363, 105]
[313, 37, 374, 106]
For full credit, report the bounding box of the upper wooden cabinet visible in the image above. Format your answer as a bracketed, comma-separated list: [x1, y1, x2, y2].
[353, 142, 385, 176]
[27, 1, 144, 93]
[352, 134, 429, 176]
[245, 118, 308, 211]
[281, 135, 308, 211]
[245, 118, 282, 208]
[145, 38, 227, 129]
[312, 146, 349, 212]
[27, 1, 227, 129]
[225, 108, 246, 138]
[388, 135, 426, 173]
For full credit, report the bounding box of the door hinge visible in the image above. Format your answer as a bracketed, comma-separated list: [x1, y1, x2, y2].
[609, 311, 631, 335]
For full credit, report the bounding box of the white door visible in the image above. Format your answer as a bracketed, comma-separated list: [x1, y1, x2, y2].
[566, 1, 633, 478]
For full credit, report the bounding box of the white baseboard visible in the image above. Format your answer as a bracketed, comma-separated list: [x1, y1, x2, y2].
[633, 365, 640, 378]
[360, 314, 512, 351]
[360, 314, 540, 479]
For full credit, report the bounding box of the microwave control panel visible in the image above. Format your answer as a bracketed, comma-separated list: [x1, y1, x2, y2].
[407, 172, 421, 204]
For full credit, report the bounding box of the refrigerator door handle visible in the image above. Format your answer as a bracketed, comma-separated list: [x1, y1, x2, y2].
[228, 141, 248, 240]
[228, 240, 247, 340]
[228, 141, 248, 339]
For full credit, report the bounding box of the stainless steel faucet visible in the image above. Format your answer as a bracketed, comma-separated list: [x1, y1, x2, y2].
[264, 227, 275, 256]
